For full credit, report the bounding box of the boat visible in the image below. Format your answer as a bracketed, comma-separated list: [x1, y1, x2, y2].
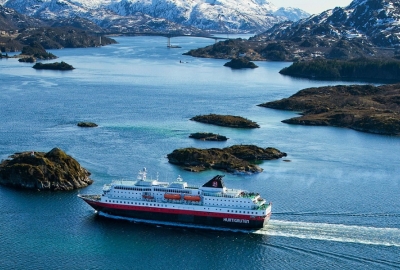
[78, 168, 272, 229]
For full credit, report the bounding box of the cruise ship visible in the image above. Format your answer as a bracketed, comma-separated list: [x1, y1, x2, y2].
[78, 168, 272, 229]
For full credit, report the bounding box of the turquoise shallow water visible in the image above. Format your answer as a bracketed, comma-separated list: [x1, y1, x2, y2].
[0, 36, 399, 269]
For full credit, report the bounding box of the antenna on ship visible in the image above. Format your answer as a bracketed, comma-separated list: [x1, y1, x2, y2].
[176, 175, 183, 182]
[137, 167, 147, 180]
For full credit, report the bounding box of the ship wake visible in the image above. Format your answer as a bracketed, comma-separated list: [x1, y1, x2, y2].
[256, 220, 400, 247]
[98, 212, 400, 247]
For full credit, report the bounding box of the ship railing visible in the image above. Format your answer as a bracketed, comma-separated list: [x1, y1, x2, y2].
[103, 184, 112, 191]
[185, 185, 200, 189]
[143, 198, 157, 202]
[202, 192, 237, 198]
[257, 202, 271, 210]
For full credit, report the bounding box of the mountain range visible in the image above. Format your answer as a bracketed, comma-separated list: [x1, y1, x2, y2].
[258, 0, 400, 47]
[0, 0, 309, 34]
[185, 0, 400, 61]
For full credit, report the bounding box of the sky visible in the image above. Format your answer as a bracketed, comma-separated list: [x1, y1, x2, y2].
[275, 0, 353, 15]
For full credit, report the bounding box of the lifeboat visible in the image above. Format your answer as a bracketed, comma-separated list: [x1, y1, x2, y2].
[164, 193, 181, 200]
[142, 195, 154, 199]
[183, 195, 201, 202]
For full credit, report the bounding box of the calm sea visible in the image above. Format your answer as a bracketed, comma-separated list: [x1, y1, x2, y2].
[1, 36, 399, 269]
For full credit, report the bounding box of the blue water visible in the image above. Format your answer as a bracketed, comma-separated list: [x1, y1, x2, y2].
[1, 36, 399, 269]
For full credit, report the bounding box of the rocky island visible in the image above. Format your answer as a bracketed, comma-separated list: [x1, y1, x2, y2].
[77, 122, 98, 128]
[33, 61, 74, 70]
[258, 84, 400, 136]
[224, 58, 258, 69]
[189, 132, 228, 141]
[167, 145, 287, 173]
[191, 114, 259, 128]
[0, 148, 93, 191]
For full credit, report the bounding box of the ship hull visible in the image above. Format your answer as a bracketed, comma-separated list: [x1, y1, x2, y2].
[81, 197, 270, 229]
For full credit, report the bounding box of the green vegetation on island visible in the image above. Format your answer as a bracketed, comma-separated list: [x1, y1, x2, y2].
[33, 61, 74, 70]
[258, 84, 400, 136]
[0, 148, 93, 191]
[167, 145, 287, 173]
[191, 114, 259, 128]
[279, 58, 400, 82]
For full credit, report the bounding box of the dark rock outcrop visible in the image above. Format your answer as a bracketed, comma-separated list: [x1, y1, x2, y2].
[189, 132, 228, 141]
[0, 148, 93, 190]
[224, 58, 258, 69]
[33, 61, 74, 70]
[167, 145, 287, 173]
[77, 122, 98, 128]
[18, 56, 36, 63]
[191, 114, 259, 128]
[258, 84, 400, 136]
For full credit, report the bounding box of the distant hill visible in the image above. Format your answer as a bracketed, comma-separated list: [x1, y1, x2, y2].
[0, 5, 116, 52]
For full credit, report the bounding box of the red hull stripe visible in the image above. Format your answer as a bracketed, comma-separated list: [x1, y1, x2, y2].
[85, 199, 268, 221]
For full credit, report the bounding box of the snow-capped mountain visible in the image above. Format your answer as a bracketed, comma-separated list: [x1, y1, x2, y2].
[0, 5, 45, 29]
[259, 0, 400, 47]
[0, 0, 309, 33]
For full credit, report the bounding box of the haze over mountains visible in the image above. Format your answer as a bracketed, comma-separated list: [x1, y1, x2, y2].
[0, 0, 309, 33]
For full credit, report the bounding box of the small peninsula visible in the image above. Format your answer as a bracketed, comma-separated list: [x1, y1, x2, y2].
[19, 42, 57, 60]
[0, 148, 93, 191]
[33, 61, 74, 70]
[189, 132, 228, 141]
[258, 84, 400, 136]
[224, 58, 258, 69]
[167, 145, 287, 173]
[191, 114, 259, 128]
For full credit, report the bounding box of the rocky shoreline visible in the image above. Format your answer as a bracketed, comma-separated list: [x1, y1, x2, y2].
[33, 61, 75, 70]
[0, 148, 93, 191]
[190, 114, 259, 128]
[167, 145, 287, 173]
[258, 84, 400, 136]
[189, 132, 228, 141]
[279, 58, 400, 82]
